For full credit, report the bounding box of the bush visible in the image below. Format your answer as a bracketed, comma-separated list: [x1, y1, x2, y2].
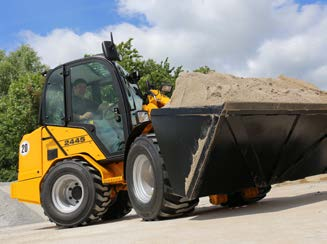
[0, 45, 45, 182]
[0, 166, 17, 182]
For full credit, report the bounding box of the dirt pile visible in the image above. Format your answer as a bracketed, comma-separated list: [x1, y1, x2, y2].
[167, 72, 327, 107]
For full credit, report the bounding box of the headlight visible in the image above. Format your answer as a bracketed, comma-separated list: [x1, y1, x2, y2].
[136, 111, 150, 123]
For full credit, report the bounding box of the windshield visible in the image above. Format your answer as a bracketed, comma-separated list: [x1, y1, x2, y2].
[115, 63, 144, 126]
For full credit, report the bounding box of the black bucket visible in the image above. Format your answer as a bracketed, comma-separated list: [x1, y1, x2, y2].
[151, 102, 327, 199]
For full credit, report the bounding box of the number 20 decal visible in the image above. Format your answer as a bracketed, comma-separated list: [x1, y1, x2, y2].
[20, 141, 30, 156]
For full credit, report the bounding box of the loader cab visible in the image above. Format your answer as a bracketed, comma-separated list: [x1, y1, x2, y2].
[40, 55, 144, 161]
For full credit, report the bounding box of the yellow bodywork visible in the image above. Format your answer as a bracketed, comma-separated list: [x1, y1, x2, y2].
[143, 89, 170, 114]
[11, 126, 126, 204]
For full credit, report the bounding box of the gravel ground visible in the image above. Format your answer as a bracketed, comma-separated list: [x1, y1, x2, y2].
[0, 183, 45, 228]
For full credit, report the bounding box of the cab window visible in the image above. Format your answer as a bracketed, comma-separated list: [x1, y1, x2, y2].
[115, 63, 143, 126]
[44, 67, 65, 125]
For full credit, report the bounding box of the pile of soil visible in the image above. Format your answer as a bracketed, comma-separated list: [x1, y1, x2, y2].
[167, 72, 327, 107]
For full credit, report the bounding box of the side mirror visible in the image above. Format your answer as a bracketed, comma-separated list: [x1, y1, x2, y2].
[127, 71, 140, 84]
[102, 33, 121, 61]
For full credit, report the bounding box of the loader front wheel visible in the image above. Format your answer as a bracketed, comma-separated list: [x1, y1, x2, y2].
[126, 135, 199, 221]
[41, 159, 111, 227]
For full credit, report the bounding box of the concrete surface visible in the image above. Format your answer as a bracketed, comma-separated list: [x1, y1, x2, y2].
[0, 177, 326, 243]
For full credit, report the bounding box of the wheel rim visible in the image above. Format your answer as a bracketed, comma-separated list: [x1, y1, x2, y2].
[133, 154, 155, 203]
[51, 174, 84, 213]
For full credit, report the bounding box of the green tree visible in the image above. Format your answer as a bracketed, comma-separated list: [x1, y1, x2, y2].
[193, 65, 215, 74]
[116, 38, 183, 94]
[0, 60, 16, 95]
[0, 50, 5, 61]
[0, 73, 44, 181]
[0, 46, 45, 181]
[117, 38, 143, 73]
[7, 45, 45, 74]
[138, 58, 182, 93]
[0, 45, 46, 95]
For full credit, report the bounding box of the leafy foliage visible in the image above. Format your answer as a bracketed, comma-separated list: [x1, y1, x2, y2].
[6, 45, 46, 74]
[0, 45, 46, 95]
[117, 39, 143, 73]
[0, 50, 5, 61]
[193, 65, 215, 74]
[0, 60, 17, 95]
[0, 46, 45, 181]
[0, 166, 17, 182]
[117, 38, 183, 93]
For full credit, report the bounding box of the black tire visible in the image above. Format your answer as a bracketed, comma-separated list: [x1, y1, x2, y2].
[41, 159, 111, 227]
[222, 186, 271, 208]
[102, 191, 132, 220]
[126, 134, 199, 221]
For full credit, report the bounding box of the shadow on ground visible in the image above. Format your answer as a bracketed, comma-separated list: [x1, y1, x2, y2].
[191, 191, 326, 221]
[36, 212, 140, 231]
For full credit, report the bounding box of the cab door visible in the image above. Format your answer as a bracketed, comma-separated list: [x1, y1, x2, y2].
[66, 58, 130, 159]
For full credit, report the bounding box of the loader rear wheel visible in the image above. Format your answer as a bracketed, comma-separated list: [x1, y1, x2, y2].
[126, 134, 199, 221]
[102, 191, 132, 220]
[41, 159, 111, 227]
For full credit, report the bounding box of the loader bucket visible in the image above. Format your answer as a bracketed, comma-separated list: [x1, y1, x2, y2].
[151, 102, 327, 200]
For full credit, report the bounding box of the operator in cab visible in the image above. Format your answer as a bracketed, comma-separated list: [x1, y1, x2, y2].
[72, 78, 98, 122]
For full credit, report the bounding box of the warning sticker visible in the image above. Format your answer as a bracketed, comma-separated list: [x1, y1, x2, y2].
[20, 141, 30, 156]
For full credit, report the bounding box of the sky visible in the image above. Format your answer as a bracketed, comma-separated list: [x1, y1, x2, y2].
[1, 0, 327, 89]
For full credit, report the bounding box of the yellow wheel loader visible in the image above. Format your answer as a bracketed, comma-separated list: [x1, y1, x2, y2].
[11, 36, 327, 227]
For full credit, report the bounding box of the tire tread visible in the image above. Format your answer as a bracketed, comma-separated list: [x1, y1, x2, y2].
[41, 159, 111, 227]
[146, 134, 198, 219]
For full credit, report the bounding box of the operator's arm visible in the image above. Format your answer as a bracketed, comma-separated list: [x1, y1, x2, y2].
[74, 112, 93, 121]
